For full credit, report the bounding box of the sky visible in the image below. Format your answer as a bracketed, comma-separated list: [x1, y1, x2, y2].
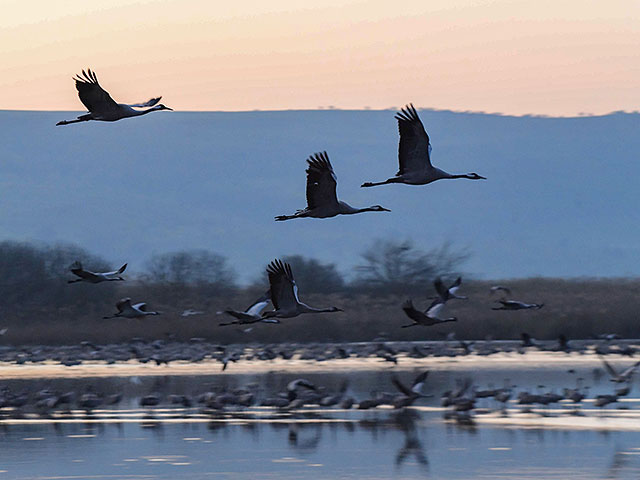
[0, 0, 637, 116]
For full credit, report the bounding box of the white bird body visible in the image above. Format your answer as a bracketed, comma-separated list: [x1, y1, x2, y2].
[56, 69, 172, 126]
[68, 261, 127, 284]
[361, 104, 485, 188]
[219, 292, 277, 326]
[261, 259, 342, 319]
[104, 298, 160, 319]
[276, 152, 389, 221]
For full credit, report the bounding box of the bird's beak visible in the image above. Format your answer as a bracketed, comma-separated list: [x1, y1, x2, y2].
[478, 175, 487, 180]
[381, 207, 391, 212]
[165, 107, 173, 111]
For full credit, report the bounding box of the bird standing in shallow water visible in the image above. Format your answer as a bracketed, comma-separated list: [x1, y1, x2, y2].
[275, 151, 390, 221]
[361, 104, 485, 187]
[56, 69, 172, 125]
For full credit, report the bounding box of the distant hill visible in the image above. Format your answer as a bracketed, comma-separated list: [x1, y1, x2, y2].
[0, 109, 638, 282]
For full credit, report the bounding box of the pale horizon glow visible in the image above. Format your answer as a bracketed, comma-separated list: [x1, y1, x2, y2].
[0, 0, 638, 116]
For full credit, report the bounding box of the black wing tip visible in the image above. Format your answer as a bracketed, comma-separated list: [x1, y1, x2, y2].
[394, 103, 420, 123]
[74, 68, 99, 85]
[266, 258, 294, 280]
[306, 151, 332, 172]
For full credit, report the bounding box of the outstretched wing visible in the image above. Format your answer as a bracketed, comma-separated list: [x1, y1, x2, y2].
[392, 375, 413, 396]
[449, 277, 462, 294]
[411, 371, 429, 394]
[245, 291, 271, 316]
[402, 299, 423, 323]
[115, 298, 132, 313]
[600, 357, 619, 378]
[619, 361, 640, 378]
[74, 69, 119, 114]
[128, 97, 161, 108]
[305, 151, 339, 209]
[433, 278, 448, 299]
[69, 261, 98, 280]
[395, 104, 432, 175]
[425, 299, 445, 318]
[103, 263, 127, 276]
[267, 259, 298, 311]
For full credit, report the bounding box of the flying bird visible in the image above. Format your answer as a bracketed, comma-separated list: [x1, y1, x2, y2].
[361, 104, 485, 187]
[219, 291, 278, 326]
[492, 300, 544, 311]
[68, 261, 127, 284]
[600, 357, 640, 383]
[401, 298, 457, 327]
[391, 371, 431, 408]
[490, 285, 512, 297]
[56, 69, 172, 126]
[103, 298, 161, 319]
[261, 259, 342, 319]
[275, 151, 390, 221]
[433, 277, 467, 300]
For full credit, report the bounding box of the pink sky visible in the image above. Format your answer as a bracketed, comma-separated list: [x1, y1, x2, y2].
[0, 0, 637, 115]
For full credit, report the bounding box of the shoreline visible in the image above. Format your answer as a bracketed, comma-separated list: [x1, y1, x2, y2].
[0, 350, 636, 379]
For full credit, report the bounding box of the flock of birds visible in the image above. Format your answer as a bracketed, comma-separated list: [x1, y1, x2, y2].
[5, 69, 626, 434]
[56, 71, 545, 326]
[0, 345, 638, 423]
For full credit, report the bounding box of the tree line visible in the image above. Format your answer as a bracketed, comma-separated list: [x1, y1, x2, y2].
[1, 239, 638, 344]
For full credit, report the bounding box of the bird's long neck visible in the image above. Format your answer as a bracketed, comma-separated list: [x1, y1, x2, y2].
[354, 206, 381, 214]
[447, 173, 478, 180]
[437, 318, 457, 323]
[361, 177, 402, 187]
[129, 105, 165, 117]
[299, 303, 336, 313]
[339, 203, 367, 215]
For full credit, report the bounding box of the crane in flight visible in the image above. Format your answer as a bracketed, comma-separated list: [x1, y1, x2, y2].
[361, 104, 485, 187]
[261, 259, 342, 319]
[68, 261, 127, 284]
[56, 69, 172, 126]
[219, 291, 278, 326]
[275, 151, 389, 221]
[103, 298, 161, 319]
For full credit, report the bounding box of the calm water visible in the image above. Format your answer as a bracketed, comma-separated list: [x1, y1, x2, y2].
[3, 412, 640, 479]
[2, 360, 640, 479]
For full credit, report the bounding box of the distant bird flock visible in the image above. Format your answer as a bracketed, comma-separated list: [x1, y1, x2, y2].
[55, 69, 546, 327]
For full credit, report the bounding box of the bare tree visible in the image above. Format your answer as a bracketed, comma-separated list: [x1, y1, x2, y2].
[282, 255, 345, 294]
[353, 238, 469, 294]
[144, 249, 236, 288]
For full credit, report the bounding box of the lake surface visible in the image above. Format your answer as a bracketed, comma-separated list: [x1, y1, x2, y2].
[2, 353, 640, 479]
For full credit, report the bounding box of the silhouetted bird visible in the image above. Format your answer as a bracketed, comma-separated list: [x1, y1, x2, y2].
[361, 104, 485, 187]
[57, 69, 172, 125]
[275, 151, 389, 220]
